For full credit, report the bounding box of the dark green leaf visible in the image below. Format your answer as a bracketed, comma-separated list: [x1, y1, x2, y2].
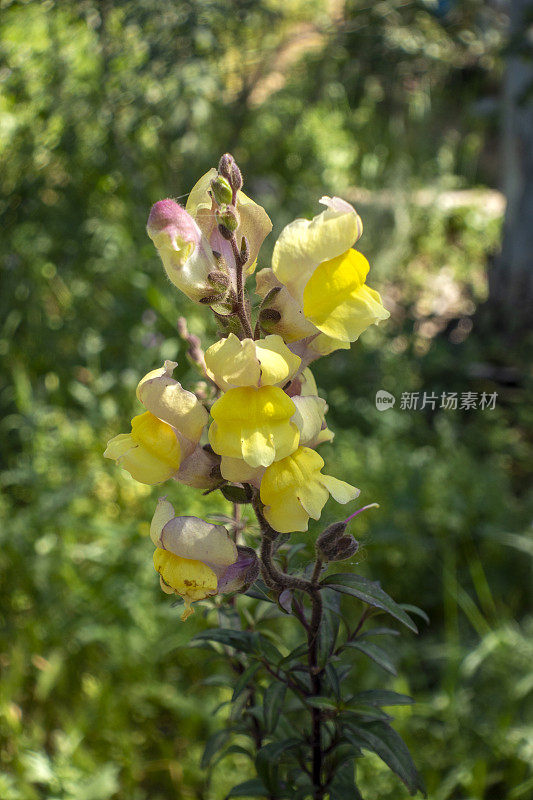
[220, 484, 253, 504]
[358, 626, 400, 639]
[400, 603, 430, 625]
[318, 593, 341, 666]
[345, 721, 426, 795]
[258, 634, 283, 664]
[351, 690, 414, 707]
[193, 629, 259, 654]
[201, 728, 232, 769]
[344, 640, 398, 675]
[307, 696, 338, 711]
[278, 643, 308, 668]
[263, 681, 287, 733]
[325, 662, 341, 700]
[322, 573, 418, 633]
[232, 663, 261, 702]
[226, 778, 268, 798]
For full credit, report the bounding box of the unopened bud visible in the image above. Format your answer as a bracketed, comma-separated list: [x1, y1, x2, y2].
[218, 153, 243, 192]
[210, 176, 233, 205]
[240, 235, 250, 264]
[216, 204, 240, 233]
[317, 521, 359, 562]
[207, 270, 230, 290]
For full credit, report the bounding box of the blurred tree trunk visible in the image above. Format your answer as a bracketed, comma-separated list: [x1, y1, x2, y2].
[487, 0, 533, 335]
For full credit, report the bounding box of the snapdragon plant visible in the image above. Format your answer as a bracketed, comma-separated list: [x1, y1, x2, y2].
[105, 154, 425, 800]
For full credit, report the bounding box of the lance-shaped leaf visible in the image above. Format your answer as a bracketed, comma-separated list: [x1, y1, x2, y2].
[345, 721, 426, 796]
[263, 682, 287, 733]
[321, 573, 418, 633]
[344, 640, 398, 676]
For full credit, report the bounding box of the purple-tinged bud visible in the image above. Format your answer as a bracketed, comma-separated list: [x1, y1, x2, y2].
[147, 199, 200, 251]
[210, 176, 233, 206]
[147, 199, 218, 303]
[217, 546, 259, 594]
[317, 521, 359, 562]
[218, 153, 242, 192]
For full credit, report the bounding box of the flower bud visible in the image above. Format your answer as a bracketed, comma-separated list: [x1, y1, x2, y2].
[316, 521, 359, 562]
[216, 204, 240, 233]
[207, 270, 231, 291]
[218, 153, 242, 192]
[210, 175, 233, 205]
[147, 199, 218, 303]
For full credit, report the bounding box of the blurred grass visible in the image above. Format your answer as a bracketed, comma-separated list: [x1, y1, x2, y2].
[1, 1, 532, 799]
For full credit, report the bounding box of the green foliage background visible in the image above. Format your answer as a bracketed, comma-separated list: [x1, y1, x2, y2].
[1, 1, 531, 798]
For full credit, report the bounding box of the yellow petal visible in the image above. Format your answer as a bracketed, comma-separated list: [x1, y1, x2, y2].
[272, 197, 362, 302]
[205, 333, 300, 391]
[209, 386, 299, 468]
[303, 250, 390, 342]
[153, 549, 218, 613]
[136, 361, 208, 446]
[291, 395, 327, 447]
[220, 456, 265, 487]
[205, 335, 261, 390]
[260, 446, 359, 533]
[104, 412, 181, 485]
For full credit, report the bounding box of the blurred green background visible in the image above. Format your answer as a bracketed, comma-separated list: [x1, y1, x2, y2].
[1, 1, 532, 798]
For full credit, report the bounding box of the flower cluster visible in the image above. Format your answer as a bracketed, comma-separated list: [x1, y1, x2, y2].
[105, 155, 389, 619]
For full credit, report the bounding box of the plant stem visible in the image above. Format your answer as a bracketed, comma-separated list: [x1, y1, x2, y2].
[252, 492, 326, 797]
[230, 236, 253, 339]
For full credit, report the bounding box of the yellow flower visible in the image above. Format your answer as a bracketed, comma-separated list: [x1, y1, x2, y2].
[255, 268, 350, 358]
[269, 196, 389, 344]
[150, 498, 257, 620]
[205, 333, 301, 391]
[220, 456, 265, 488]
[302, 249, 390, 341]
[186, 168, 272, 275]
[260, 446, 360, 533]
[104, 361, 208, 485]
[209, 386, 299, 468]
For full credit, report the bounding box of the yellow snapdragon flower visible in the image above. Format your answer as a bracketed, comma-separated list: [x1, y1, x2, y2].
[260, 446, 359, 533]
[266, 196, 389, 345]
[104, 361, 208, 485]
[209, 385, 299, 468]
[205, 333, 301, 391]
[150, 498, 238, 620]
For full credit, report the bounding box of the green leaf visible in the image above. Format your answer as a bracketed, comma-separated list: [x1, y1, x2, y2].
[351, 690, 414, 707]
[263, 681, 287, 733]
[201, 728, 233, 769]
[358, 626, 400, 639]
[220, 484, 253, 504]
[328, 758, 363, 800]
[325, 662, 341, 700]
[400, 603, 430, 625]
[344, 640, 398, 675]
[193, 629, 259, 654]
[232, 663, 261, 702]
[345, 721, 426, 795]
[226, 778, 268, 798]
[258, 634, 283, 665]
[278, 643, 308, 669]
[256, 739, 300, 793]
[307, 696, 338, 711]
[322, 573, 418, 633]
